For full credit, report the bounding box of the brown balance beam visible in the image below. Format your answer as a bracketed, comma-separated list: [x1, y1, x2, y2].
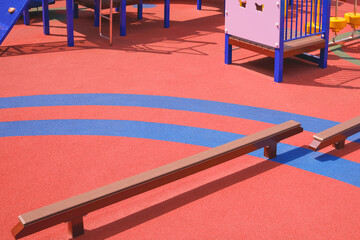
[309, 115, 360, 151]
[12, 120, 303, 239]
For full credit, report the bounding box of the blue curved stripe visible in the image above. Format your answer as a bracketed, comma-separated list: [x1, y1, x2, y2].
[1, 120, 359, 188]
[1, 93, 357, 136]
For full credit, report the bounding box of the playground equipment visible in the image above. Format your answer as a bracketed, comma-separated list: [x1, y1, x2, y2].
[22, 0, 55, 26]
[224, 0, 331, 83]
[306, 0, 322, 33]
[309, 115, 360, 151]
[344, 0, 360, 29]
[330, 0, 347, 35]
[11, 121, 303, 239]
[75, 0, 143, 37]
[327, 0, 360, 44]
[99, 0, 114, 45]
[0, 0, 51, 45]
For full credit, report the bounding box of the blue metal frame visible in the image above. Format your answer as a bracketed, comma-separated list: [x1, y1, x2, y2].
[94, 0, 100, 27]
[319, 0, 330, 68]
[224, 33, 232, 64]
[66, 0, 74, 46]
[138, 0, 143, 20]
[120, 0, 127, 36]
[23, 8, 30, 25]
[164, 0, 170, 28]
[41, 0, 50, 35]
[197, 0, 202, 10]
[22, 0, 52, 33]
[274, 0, 285, 83]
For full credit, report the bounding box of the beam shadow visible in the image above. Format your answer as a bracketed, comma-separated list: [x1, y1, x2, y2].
[75, 147, 310, 239]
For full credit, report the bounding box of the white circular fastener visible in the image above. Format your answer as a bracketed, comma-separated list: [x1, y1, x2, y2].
[225, 29, 228, 33]
[276, 23, 279, 27]
[275, 43, 279, 47]
[276, 2, 280, 6]
[225, 10, 228, 15]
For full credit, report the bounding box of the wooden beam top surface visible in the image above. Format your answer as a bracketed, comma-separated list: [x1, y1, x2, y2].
[313, 115, 360, 141]
[19, 120, 300, 226]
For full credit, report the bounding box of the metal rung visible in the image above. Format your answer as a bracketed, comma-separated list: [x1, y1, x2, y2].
[100, 15, 110, 20]
[329, 32, 360, 46]
[100, 33, 110, 40]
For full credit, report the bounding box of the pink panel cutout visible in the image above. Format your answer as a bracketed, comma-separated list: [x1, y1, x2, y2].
[225, 0, 281, 48]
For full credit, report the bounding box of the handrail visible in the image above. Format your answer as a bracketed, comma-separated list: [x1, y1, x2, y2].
[12, 120, 303, 239]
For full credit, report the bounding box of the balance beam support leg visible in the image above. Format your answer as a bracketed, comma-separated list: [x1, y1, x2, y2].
[67, 216, 84, 238]
[333, 139, 345, 149]
[264, 142, 277, 159]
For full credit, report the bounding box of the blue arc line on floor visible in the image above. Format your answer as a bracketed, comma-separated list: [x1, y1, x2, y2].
[1, 119, 359, 188]
[1, 94, 360, 142]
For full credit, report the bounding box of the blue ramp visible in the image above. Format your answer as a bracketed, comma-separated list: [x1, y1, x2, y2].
[0, 0, 31, 45]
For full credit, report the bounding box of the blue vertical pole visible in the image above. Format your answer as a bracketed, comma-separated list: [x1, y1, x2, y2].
[115, 7, 120, 12]
[120, 0, 126, 36]
[66, 0, 74, 47]
[197, 0, 202, 10]
[290, 0, 293, 39]
[314, 0, 318, 32]
[138, 0, 143, 20]
[310, 0, 313, 34]
[42, 0, 50, 35]
[74, 3, 79, 19]
[305, 0, 308, 34]
[319, 0, 330, 68]
[285, 0, 288, 40]
[94, 0, 100, 27]
[300, 0, 303, 36]
[225, 34, 232, 64]
[23, 8, 30, 25]
[164, 0, 170, 28]
[274, 0, 285, 83]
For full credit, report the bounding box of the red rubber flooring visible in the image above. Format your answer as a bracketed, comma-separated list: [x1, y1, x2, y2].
[0, 0, 359, 239]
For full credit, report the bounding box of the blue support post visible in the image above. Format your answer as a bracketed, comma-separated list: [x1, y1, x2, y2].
[74, 3, 79, 19]
[120, 0, 126, 36]
[319, 0, 330, 68]
[274, 49, 284, 83]
[164, 0, 170, 28]
[23, 8, 30, 25]
[274, 0, 285, 83]
[138, 0, 143, 20]
[115, 7, 120, 12]
[42, 0, 50, 35]
[66, 0, 74, 46]
[94, 0, 100, 27]
[197, 0, 201, 10]
[225, 34, 232, 64]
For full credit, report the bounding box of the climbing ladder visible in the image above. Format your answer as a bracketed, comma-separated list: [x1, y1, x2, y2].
[99, 0, 114, 45]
